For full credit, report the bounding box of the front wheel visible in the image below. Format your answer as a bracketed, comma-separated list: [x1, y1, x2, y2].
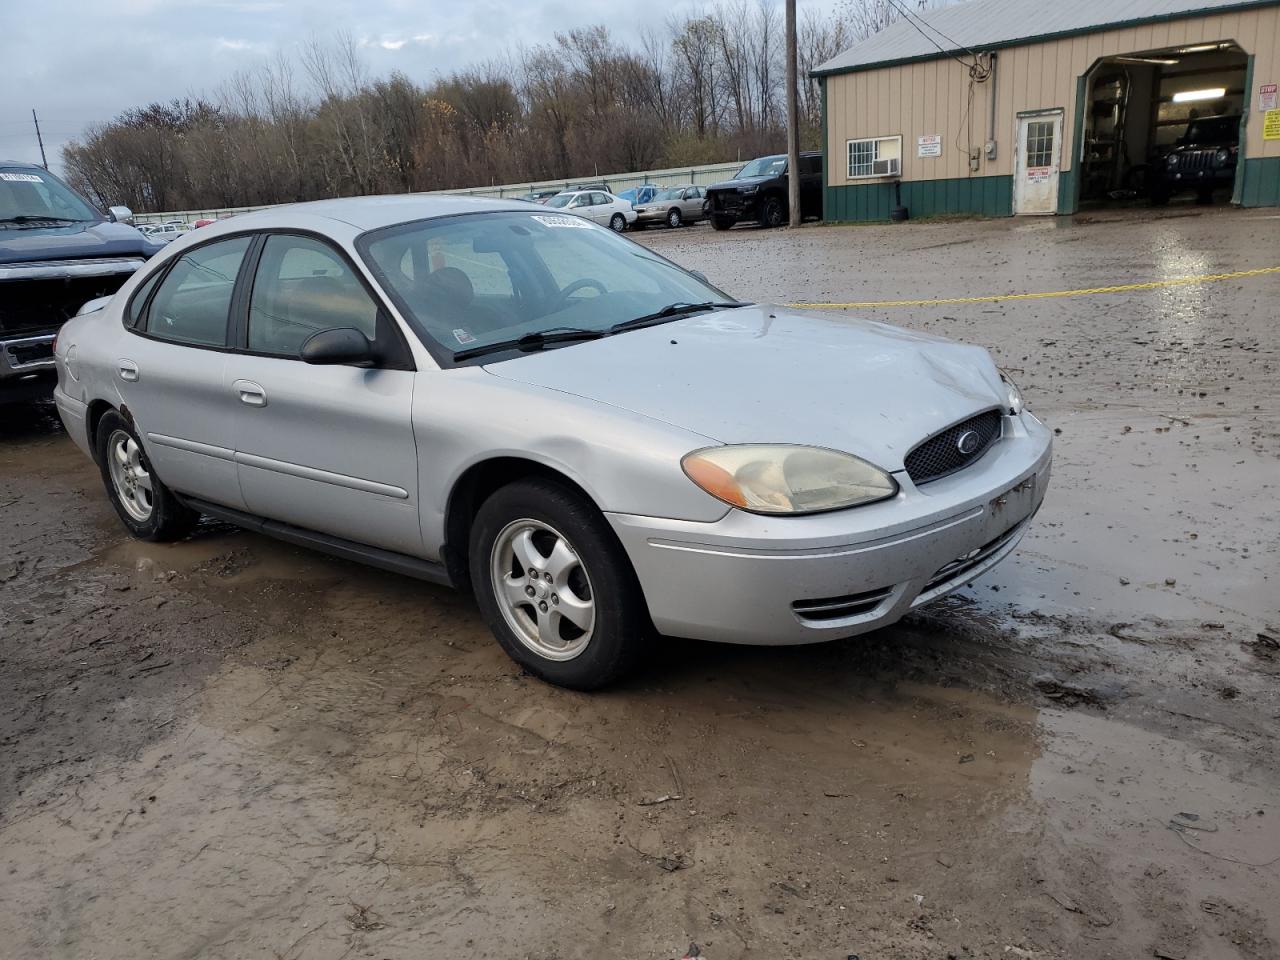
[470, 478, 648, 689]
[666, 208, 683, 228]
[96, 410, 198, 541]
[609, 213, 627, 232]
[761, 195, 785, 227]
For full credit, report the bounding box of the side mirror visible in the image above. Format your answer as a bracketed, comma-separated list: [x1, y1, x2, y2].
[300, 327, 377, 366]
[108, 205, 134, 224]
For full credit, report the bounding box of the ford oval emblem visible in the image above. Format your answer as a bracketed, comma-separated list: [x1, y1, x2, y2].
[956, 430, 981, 455]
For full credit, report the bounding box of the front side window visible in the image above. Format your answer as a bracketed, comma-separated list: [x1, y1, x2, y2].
[847, 136, 902, 179]
[144, 236, 251, 347]
[360, 211, 735, 362]
[545, 194, 573, 209]
[248, 234, 379, 356]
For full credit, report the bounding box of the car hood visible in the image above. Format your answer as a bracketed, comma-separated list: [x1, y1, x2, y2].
[482, 305, 1007, 472]
[707, 175, 773, 192]
[0, 219, 161, 264]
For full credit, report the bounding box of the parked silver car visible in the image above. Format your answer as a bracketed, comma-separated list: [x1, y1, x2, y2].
[633, 185, 709, 227]
[543, 190, 637, 231]
[53, 196, 1051, 689]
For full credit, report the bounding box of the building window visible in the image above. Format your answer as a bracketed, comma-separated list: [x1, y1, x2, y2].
[846, 136, 902, 179]
[1024, 120, 1055, 167]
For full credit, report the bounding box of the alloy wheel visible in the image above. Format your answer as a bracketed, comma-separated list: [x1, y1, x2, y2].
[490, 519, 596, 661]
[667, 208, 682, 227]
[107, 429, 154, 522]
[609, 213, 626, 232]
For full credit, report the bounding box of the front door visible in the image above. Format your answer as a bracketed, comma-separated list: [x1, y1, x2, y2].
[1014, 110, 1064, 215]
[229, 232, 422, 556]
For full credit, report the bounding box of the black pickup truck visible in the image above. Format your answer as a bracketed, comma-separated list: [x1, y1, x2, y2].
[705, 151, 823, 229]
[1, 161, 161, 402]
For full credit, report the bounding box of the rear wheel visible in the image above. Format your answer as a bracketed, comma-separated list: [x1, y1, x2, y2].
[470, 478, 648, 689]
[711, 215, 735, 231]
[96, 410, 198, 541]
[666, 207, 683, 228]
[609, 213, 627, 232]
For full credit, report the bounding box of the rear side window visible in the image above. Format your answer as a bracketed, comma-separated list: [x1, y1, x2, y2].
[145, 236, 251, 346]
[126, 268, 163, 328]
[247, 234, 379, 356]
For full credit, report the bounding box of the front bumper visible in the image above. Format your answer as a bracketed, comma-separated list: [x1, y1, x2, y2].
[1, 333, 56, 397]
[607, 412, 1052, 645]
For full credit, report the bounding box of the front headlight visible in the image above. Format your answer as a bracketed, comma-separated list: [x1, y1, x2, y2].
[740, 185, 759, 195]
[1166, 153, 1179, 168]
[681, 445, 898, 514]
[1215, 148, 1231, 165]
[999, 369, 1024, 415]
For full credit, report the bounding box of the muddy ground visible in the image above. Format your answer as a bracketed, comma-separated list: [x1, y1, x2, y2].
[2, 207, 1277, 960]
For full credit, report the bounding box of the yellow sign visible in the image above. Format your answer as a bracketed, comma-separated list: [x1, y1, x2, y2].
[1266, 109, 1280, 140]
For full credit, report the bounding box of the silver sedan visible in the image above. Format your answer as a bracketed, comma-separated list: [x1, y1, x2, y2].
[633, 185, 709, 227]
[53, 196, 1051, 689]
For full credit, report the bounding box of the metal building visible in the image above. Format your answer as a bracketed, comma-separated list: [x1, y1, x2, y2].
[813, 0, 1280, 219]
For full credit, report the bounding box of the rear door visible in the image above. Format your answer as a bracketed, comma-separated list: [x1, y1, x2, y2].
[228, 232, 423, 555]
[118, 234, 253, 508]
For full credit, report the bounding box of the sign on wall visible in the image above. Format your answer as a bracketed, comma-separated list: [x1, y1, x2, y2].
[1260, 83, 1278, 112]
[1264, 109, 1280, 141]
[917, 135, 942, 158]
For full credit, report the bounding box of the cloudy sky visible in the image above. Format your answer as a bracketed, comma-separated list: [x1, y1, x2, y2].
[3, 0, 842, 172]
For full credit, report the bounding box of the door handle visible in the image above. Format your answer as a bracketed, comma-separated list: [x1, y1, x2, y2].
[233, 379, 267, 407]
[117, 360, 139, 382]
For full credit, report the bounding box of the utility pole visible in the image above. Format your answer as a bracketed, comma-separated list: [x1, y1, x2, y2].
[785, 0, 800, 228]
[32, 109, 48, 169]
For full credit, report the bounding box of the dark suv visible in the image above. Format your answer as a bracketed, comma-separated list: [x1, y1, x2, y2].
[706, 152, 823, 229]
[1, 162, 160, 401]
[1151, 115, 1241, 204]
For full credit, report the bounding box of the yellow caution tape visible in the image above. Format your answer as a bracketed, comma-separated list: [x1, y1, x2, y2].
[785, 265, 1280, 309]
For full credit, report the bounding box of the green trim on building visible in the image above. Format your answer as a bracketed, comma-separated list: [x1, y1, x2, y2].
[1059, 74, 1089, 214]
[810, 0, 1280, 79]
[1239, 157, 1280, 206]
[1233, 54, 1255, 205]
[820, 76, 828, 221]
[824, 175, 1013, 222]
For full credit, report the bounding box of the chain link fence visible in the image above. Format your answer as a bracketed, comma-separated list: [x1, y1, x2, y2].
[133, 160, 746, 226]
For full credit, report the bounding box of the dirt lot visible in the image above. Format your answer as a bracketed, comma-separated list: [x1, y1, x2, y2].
[2, 207, 1277, 960]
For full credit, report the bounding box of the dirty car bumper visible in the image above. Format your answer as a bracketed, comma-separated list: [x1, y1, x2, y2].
[607, 412, 1052, 645]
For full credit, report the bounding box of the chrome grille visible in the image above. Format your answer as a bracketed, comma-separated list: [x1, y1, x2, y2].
[903, 409, 1002, 485]
[1175, 150, 1216, 172]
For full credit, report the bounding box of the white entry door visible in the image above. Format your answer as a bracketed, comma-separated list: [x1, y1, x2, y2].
[1013, 110, 1064, 215]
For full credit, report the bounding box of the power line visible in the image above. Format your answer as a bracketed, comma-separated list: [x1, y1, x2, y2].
[883, 0, 990, 80]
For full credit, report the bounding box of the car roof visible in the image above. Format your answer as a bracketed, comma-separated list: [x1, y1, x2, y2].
[190, 193, 535, 233]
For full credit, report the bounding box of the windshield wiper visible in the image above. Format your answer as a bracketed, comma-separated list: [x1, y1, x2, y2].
[0, 215, 88, 226]
[609, 300, 750, 334]
[453, 327, 606, 362]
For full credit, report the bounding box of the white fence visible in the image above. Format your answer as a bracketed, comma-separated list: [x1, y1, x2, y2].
[133, 160, 746, 226]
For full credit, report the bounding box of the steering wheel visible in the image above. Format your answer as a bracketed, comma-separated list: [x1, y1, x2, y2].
[551, 277, 608, 311]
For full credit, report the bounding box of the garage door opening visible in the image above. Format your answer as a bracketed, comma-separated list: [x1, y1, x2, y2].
[1078, 41, 1248, 209]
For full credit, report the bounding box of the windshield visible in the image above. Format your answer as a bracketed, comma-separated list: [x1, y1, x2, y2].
[654, 188, 682, 200]
[0, 167, 100, 223]
[1184, 117, 1238, 144]
[545, 194, 574, 208]
[360, 211, 736, 362]
[735, 156, 786, 179]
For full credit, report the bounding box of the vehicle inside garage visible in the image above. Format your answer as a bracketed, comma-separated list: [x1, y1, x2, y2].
[1079, 42, 1248, 206]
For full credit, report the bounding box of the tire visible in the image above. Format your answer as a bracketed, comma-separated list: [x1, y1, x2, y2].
[666, 207, 683, 228]
[469, 478, 648, 689]
[1149, 182, 1171, 206]
[711, 215, 735, 231]
[761, 195, 785, 228]
[609, 213, 627, 232]
[95, 410, 198, 541]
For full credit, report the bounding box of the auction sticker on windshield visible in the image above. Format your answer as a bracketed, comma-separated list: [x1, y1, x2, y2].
[532, 215, 591, 229]
[1, 172, 44, 183]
